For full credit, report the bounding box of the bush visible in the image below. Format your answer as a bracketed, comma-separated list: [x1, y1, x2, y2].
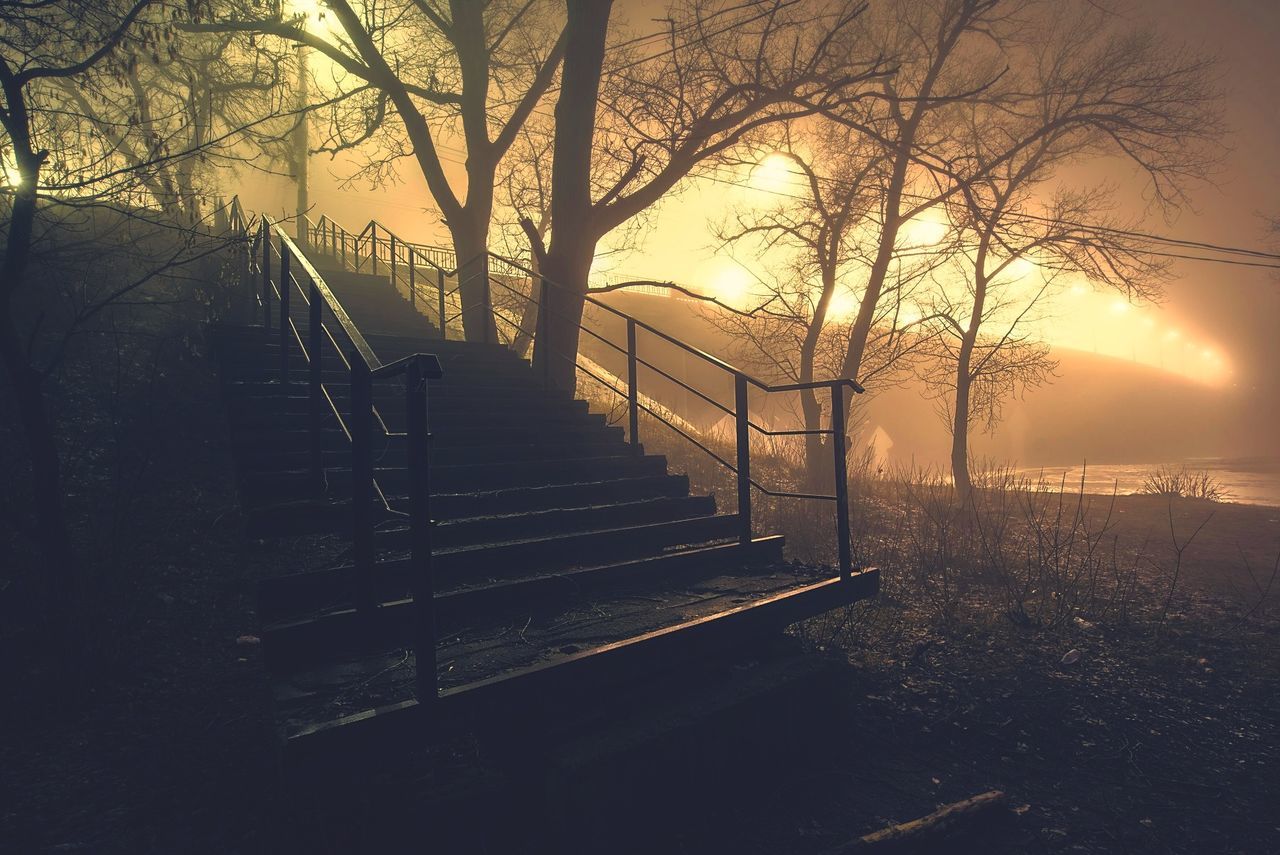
[1139, 465, 1230, 501]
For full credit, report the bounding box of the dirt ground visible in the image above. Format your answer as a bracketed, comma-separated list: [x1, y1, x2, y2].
[1, 348, 1277, 852]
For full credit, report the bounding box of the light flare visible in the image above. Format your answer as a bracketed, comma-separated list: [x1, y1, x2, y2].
[748, 153, 803, 196]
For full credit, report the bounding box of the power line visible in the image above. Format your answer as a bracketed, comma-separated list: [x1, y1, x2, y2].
[689, 161, 1280, 270]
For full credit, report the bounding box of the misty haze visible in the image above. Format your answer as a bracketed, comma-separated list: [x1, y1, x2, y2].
[2, 1, 1277, 853]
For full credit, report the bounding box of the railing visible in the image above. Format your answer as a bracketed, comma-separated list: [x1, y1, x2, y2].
[305, 214, 490, 343]
[223, 199, 444, 706]
[295, 209, 864, 577]
[483, 254, 865, 577]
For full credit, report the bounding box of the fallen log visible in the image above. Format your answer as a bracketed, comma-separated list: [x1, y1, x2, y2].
[822, 790, 1009, 853]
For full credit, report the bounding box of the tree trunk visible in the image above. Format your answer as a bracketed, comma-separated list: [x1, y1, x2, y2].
[951, 362, 973, 502]
[951, 270, 988, 504]
[449, 212, 498, 343]
[0, 151, 80, 652]
[534, 0, 613, 390]
[512, 253, 540, 359]
[537, 251, 592, 391]
[800, 266, 837, 489]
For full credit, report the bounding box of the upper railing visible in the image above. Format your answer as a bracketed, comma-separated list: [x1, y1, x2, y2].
[304, 211, 866, 576]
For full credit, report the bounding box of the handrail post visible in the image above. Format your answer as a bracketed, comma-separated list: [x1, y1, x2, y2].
[831, 382, 852, 577]
[308, 277, 324, 487]
[537, 276, 549, 387]
[482, 255, 492, 344]
[627, 318, 639, 453]
[241, 232, 253, 324]
[735, 374, 752, 546]
[408, 251, 416, 309]
[437, 268, 446, 340]
[261, 221, 271, 331]
[370, 224, 379, 275]
[350, 355, 376, 619]
[404, 358, 438, 707]
[390, 235, 397, 291]
[279, 243, 290, 392]
[340, 228, 347, 269]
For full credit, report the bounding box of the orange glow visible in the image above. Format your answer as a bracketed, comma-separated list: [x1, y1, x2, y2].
[900, 210, 949, 248]
[706, 260, 750, 302]
[748, 153, 803, 196]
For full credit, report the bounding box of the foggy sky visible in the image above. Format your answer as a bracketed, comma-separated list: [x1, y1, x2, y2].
[237, 0, 1280, 459]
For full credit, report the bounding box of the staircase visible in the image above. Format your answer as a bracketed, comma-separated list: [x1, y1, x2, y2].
[213, 203, 878, 764]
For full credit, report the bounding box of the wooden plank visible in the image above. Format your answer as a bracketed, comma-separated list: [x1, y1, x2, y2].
[284, 568, 877, 763]
[260, 537, 788, 669]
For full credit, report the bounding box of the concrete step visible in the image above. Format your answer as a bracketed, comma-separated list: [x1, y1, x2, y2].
[225, 396, 609, 431]
[231, 439, 638, 471]
[222, 383, 591, 416]
[231, 422, 626, 451]
[259, 536, 787, 666]
[239, 452, 669, 501]
[374, 494, 718, 551]
[218, 367, 568, 399]
[242, 473, 694, 535]
[257, 513, 746, 621]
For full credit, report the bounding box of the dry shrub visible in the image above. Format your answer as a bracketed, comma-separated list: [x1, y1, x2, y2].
[567, 378, 1257, 640]
[1139, 464, 1230, 501]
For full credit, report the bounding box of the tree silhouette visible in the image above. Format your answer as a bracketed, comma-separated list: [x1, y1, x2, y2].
[531, 0, 887, 391]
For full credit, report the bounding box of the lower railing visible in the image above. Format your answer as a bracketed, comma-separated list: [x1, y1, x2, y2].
[484, 255, 864, 576]
[223, 199, 444, 706]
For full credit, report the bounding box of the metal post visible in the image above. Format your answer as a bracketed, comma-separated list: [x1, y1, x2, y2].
[437, 268, 446, 340]
[409, 252, 416, 309]
[831, 382, 852, 577]
[404, 359, 438, 706]
[308, 278, 324, 487]
[370, 224, 379, 275]
[340, 228, 347, 268]
[279, 243, 291, 391]
[627, 319, 639, 453]
[481, 255, 492, 344]
[538, 277, 549, 387]
[294, 44, 309, 250]
[261, 222, 271, 330]
[735, 374, 752, 546]
[241, 235, 253, 324]
[390, 235, 398, 292]
[350, 356, 376, 619]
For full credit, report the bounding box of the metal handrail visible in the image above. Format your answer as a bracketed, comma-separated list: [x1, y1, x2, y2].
[300, 209, 864, 575]
[482, 252, 861, 574]
[489, 250, 865, 396]
[223, 200, 443, 705]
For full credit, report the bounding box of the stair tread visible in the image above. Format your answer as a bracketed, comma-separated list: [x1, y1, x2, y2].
[260, 536, 786, 627]
[273, 566, 857, 740]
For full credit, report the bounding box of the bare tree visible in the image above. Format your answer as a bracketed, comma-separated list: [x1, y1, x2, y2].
[1, 0, 176, 651]
[57, 27, 293, 223]
[190, 0, 568, 341]
[709, 123, 954, 482]
[817, 0, 1018, 390]
[922, 1, 1219, 498]
[1, 1, 284, 660]
[531, 0, 888, 391]
[493, 121, 554, 357]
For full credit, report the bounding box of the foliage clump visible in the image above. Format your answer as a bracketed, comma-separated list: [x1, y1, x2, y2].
[1139, 465, 1230, 502]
